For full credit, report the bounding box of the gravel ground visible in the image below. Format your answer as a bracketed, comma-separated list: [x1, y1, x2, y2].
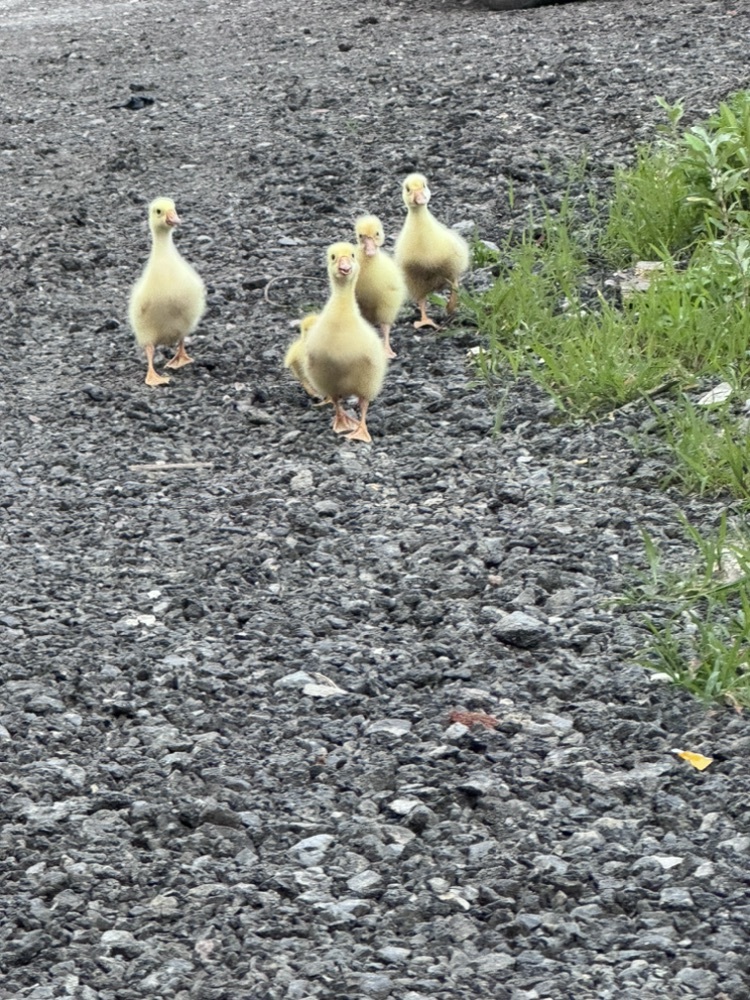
[2, 1, 750, 998]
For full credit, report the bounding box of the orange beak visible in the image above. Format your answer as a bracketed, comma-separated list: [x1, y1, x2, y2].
[337, 255, 353, 276]
[165, 209, 181, 226]
[362, 236, 377, 257]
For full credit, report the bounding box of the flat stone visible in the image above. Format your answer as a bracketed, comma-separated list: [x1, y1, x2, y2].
[674, 967, 719, 996]
[659, 887, 694, 908]
[378, 946, 411, 964]
[100, 930, 142, 957]
[346, 870, 383, 895]
[290, 469, 314, 492]
[366, 718, 413, 737]
[274, 670, 314, 688]
[358, 973, 395, 997]
[387, 797, 422, 816]
[289, 834, 335, 867]
[303, 682, 347, 699]
[492, 610, 550, 648]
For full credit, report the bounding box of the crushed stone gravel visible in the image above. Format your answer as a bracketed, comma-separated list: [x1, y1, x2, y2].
[2, 1, 750, 997]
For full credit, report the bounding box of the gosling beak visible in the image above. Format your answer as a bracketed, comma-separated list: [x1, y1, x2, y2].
[362, 237, 377, 257]
[165, 209, 181, 226]
[337, 256, 353, 276]
[413, 187, 430, 206]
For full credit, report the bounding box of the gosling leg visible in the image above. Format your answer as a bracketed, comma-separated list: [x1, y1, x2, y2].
[381, 323, 397, 359]
[345, 399, 373, 443]
[144, 344, 170, 387]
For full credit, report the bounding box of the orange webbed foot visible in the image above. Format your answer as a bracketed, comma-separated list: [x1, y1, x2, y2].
[165, 349, 194, 370]
[414, 300, 440, 330]
[345, 423, 372, 443]
[332, 406, 358, 433]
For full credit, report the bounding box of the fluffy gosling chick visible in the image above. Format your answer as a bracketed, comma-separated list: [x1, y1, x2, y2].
[128, 197, 206, 386]
[304, 242, 388, 443]
[394, 172, 469, 329]
[354, 214, 406, 359]
[284, 313, 321, 398]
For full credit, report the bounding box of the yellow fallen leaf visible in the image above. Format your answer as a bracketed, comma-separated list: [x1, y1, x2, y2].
[672, 749, 713, 771]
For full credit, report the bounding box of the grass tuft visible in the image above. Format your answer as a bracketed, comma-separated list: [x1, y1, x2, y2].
[628, 518, 750, 709]
[467, 88, 750, 450]
[466, 89, 750, 706]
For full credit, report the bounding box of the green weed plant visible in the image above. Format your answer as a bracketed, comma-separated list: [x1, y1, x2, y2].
[468, 90, 750, 706]
[630, 518, 750, 709]
[468, 89, 750, 490]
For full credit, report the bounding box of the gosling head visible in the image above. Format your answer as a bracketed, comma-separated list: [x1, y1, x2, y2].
[402, 173, 431, 209]
[148, 197, 181, 233]
[355, 215, 385, 258]
[326, 241, 359, 285]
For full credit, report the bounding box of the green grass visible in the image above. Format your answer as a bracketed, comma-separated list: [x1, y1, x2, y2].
[468, 88, 750, 445]
[468, 231, 750, 417]
[654, 397, 750, 499]
[603, 145, 699, 265]
[627, 518, 750, 709]
[466, 89, 750, 707]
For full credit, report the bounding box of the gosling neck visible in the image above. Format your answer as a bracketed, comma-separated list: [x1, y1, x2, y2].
[329, 275, 356, 301]
[408, 202, 431, 220]
[150, 225, 176, 251]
